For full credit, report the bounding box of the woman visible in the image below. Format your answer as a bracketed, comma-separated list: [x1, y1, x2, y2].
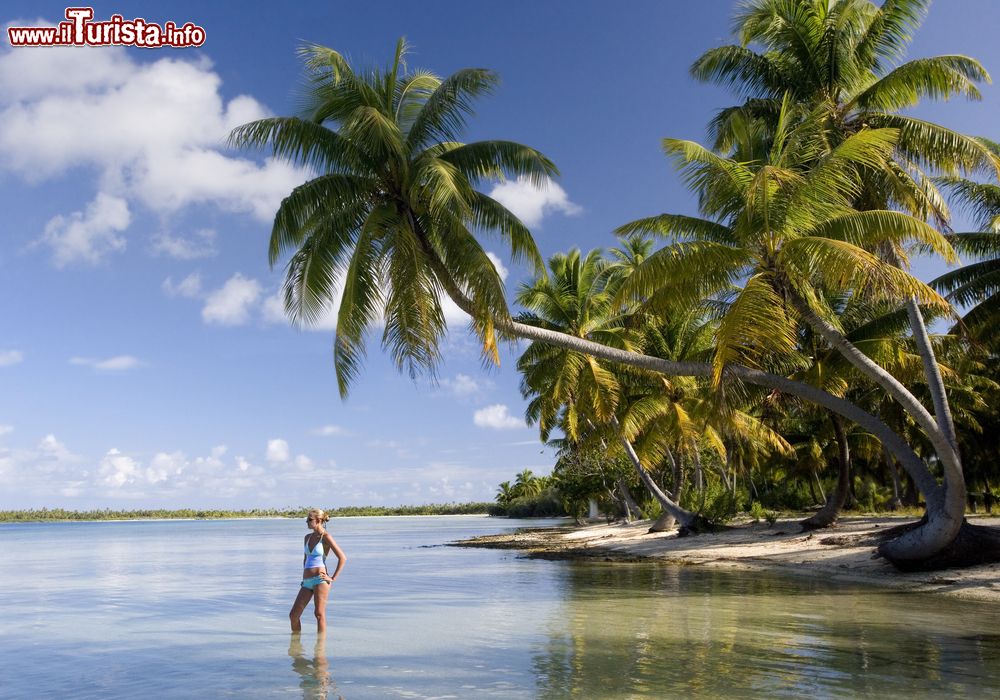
[289, 508, 346, 633]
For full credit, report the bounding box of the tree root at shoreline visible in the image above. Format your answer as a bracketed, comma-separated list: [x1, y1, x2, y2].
[879, 520, 1000, 572]
[819, 517, 1000, 572]
[675, 514, 729, 537]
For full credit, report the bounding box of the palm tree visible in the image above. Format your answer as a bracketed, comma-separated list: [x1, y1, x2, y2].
[693, 0, 994, 186]
[229, 39, 557, 395]
[934, 174, 1000, 344]
[496, 481, 515, 506]
[516, 247, 702, 529]
[233, 39, 975, 567]
[690, 0, 1000, 535]
[514, 469, 541, 499]
[615, 102, 979, 565]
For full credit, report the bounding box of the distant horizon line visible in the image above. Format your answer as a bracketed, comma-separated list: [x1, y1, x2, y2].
[0, 503, 503, 522]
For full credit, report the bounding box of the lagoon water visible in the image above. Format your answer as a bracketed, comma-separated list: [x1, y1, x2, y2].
[2, 516, 1000, 699]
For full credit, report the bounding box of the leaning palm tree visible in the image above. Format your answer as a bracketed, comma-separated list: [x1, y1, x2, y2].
[693, 0, 995, 188]
[692, 0, 1000, 503]
[234, 40, 984, 568]
[229, 38, 557, 394]
[615, 102, 983, 566]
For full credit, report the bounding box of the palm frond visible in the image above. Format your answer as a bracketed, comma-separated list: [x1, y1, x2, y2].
[866, 114, 1000, 176]
[268, 174, 373, 265]
[713, 272, 799, 384]
[806, 210, 956, 263]
[780, 236, 950, 309]
[439, 140, 558, 188]
[406, 68, 500, 150]
[851, 55, 989, 112]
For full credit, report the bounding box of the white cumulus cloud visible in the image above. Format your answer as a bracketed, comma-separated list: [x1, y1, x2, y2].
[99, 448, 142, 488]
[70, 355, 143, 371]
[488, 176, 580, 228]
[440, 374, 482, 397]
[0, 40, 307, 265]
[151, 228, 217, 260]
[41, 193, 131, 267]
[162, 272, 203, 299]
[0, 350, 24, 367]
[312, 425, 347, 437]
[266, 438, 290, 463]
[473, 404, 526, 430]
[202, 273, 262, 325]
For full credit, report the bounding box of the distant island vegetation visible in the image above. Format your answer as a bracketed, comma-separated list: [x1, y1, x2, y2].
[0, 503, 501, 522]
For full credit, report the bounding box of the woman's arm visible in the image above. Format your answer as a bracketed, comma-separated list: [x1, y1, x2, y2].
[321, 533, 347, 582]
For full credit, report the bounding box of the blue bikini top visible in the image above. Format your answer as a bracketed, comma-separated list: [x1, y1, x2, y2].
[304, 536, 325, 569]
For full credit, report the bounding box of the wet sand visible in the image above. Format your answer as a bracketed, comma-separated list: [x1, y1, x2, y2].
[453, 515, 1000, 603]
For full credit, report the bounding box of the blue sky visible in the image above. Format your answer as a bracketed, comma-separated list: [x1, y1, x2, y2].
[2, 1, 999, 509]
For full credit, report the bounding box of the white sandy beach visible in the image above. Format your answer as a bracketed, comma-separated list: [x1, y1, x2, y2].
[458, 515, 1000, 603]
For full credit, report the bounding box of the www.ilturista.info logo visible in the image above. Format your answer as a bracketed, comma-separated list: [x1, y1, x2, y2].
[7, 7, 206, 48]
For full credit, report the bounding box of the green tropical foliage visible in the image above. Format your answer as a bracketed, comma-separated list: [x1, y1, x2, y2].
[230, 38, 556, 395]
[241, 5, 1000, 566]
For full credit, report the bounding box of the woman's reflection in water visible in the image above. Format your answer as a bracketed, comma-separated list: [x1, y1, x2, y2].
[289, 633, 343, 700]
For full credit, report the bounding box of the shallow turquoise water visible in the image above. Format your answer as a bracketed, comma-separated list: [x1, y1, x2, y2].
[2, 516, 999, 699]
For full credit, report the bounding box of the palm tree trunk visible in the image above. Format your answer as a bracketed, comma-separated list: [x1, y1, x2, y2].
[801, 414, 851, 530]
[667, 448, 684, 504]
[807, 471, 820, 506]
[716, 460, 732, 492]
[609, 417, 702, 532]
[617, 478, 643, 521]
[812, 469, 827, 505]
[885, 245, 959, 450]
[905, 298, 958, 448]
[884, 446, 903, 511]
[785, 291, 966, 561]
[648, 448, 681, 532]
[692, 446, 704, 494]
[788, 292, 960, 475]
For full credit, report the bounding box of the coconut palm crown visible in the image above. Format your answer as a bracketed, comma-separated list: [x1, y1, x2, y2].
[693, 0, 996, 197]
[229, 39, 557, 396]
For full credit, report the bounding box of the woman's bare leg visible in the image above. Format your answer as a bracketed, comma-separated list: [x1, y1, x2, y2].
[289, 586, 313, 633]
[313, 583, 330, 633]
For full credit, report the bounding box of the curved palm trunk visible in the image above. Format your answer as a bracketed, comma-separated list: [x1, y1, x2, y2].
[617, 478, 642, 522]
[609, 417, 702, 532]
[905, 298, 958, 448]
[801, 414, 851, 531]
[786, 292, 966, 563]
[887, 244, 959, 450]
[884, 446, 903, 511]
[668, 448, 684, 504]
[649, 448, 682, 532]
[419, 240, 962, 562]
[812, 469, 827, 505]
[692, 446, 704, 495]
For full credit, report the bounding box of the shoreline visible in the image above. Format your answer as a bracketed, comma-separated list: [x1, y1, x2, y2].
[0, 512, 495, 524]
[453, 515, 1000, 603]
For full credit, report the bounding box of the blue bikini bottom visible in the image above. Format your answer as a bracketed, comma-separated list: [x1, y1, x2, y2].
[301, 576, 330, 590]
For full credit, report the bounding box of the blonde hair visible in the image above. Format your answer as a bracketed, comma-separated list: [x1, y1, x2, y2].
[307, 508, 330, 523]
